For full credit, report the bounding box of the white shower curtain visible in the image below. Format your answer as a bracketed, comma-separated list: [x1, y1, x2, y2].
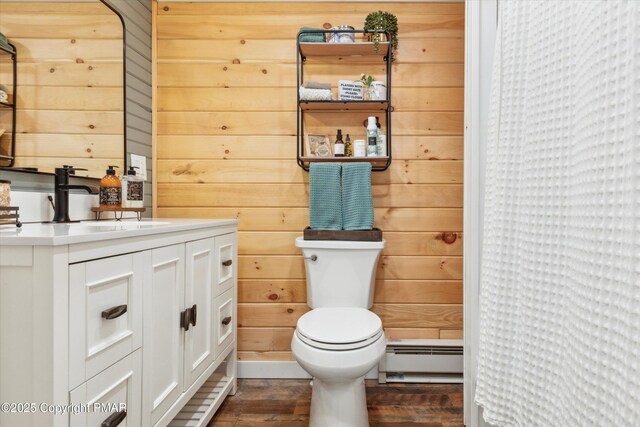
[476, 1, 640, 426]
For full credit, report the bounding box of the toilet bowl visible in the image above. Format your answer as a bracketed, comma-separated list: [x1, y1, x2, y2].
[292, 307, 386, 427]
[292, 238, 386, 427]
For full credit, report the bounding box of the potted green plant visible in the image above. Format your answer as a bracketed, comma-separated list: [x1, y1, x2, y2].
[363, 11, 398, 60]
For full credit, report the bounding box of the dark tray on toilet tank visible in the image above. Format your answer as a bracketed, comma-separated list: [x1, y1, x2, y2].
[303, 227, 383, 242]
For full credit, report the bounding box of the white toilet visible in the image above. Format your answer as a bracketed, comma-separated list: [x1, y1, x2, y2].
[291, 237, 386, 427]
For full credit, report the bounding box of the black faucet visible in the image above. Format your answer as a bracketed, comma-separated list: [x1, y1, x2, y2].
[52, 166, 99, 223]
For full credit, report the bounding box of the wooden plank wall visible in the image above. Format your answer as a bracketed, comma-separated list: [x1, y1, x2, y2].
[0, 2, 124, 177]
[105, 0, 154, 212]
[155, 2, 464, 361]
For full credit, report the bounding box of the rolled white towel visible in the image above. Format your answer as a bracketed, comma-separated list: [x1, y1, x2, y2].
[299, 86, 333, 101]
[0, 90, 7, 103]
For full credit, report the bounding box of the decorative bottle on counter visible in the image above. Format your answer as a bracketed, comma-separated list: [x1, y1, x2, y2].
[334, 129, 345, 157]
[99, 165, 121, 208]
[121, 166, 144, 208]
[344, 134, 353, 157]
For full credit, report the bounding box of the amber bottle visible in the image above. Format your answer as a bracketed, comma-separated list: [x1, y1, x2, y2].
[99, 165, 121, 207]
[334, 129, 345, 157]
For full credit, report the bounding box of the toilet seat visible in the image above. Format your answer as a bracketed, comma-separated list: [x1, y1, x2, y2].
[296, 307, 383, 351]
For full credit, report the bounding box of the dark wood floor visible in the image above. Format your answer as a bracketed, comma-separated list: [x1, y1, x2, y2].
[209, 379, 463, 426]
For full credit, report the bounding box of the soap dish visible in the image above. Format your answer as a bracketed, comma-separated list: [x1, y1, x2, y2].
[91, 206, 146, 221]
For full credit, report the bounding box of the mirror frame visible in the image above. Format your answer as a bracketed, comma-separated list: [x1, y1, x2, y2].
[0, 0, 128, 179]
[99, 0, 128, 173]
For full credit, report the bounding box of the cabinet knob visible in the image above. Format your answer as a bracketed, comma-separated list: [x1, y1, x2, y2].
[222, 259, 233, 267]
[101, 410, 126, 427]
[221, 316, 232, 326]
[101, 304, 127, 320]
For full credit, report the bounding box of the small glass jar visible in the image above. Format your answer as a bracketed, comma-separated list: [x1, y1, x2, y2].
[327, 26, 355, 43]
[0, 180, 10, 208]
[0, 180, 10, 217]
[363, 85, 376, 100]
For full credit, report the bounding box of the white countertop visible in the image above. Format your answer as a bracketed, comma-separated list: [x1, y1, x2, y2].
[0, 218, 238, 246]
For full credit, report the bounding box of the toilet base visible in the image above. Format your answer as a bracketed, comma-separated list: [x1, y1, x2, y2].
[309, 376, 369, 427]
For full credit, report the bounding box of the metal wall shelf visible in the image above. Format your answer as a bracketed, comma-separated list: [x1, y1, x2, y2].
[299, 100, 388, 111]
[300, 155, 389, 165]
[296, 29, 392, 172]
[299, 41, 389, 59]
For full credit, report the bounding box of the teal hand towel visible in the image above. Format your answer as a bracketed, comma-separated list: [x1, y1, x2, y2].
[342, 163, 373, 230]
[0, 32, 14, 53]
[299, 27, 325, 43]
[309, 163, 342, 230]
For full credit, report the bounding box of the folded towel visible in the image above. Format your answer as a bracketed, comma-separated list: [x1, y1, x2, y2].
[300, 35, 325, 43]
[0, 32, 14, 54]
[303, 81, 332, 90]
[299, 86, 333, 101]
[299, 27, 325, 43]
[310, 163, 342, 230]
[342, 163, 373, 230]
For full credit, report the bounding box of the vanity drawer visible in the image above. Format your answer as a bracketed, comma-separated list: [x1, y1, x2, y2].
[69, 252, 145, 389]
[214, 287, 235, 359]
[70, 349, 142, 427]
[215, 232, 236, 296]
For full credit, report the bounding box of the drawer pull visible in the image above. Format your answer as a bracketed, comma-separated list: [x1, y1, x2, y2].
[191, 304, 197, 327]
[180, 304, 198, 331]
[181, 308, 191, 331]
[101, 304, 127, 320]
[222, 259, 233, 267]
[221, 316, 232, 326]
[101, 410, 126, 427]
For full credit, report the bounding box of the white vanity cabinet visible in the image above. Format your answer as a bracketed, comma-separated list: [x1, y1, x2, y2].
[0, 220, 238, 427]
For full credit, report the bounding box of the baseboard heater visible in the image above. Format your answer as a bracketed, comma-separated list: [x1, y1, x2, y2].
[378, 339, 463, 384]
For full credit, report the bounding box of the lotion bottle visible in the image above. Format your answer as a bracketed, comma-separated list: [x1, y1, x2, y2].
[367, 116, 378, 157]
[121, 166, 144, 208]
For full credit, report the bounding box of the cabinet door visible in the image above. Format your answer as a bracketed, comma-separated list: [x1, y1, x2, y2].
[183, 237, 217, 389]
[142, 244, 185, 427]
[70, 349, 142, 427]
[69, 252, 143, 390]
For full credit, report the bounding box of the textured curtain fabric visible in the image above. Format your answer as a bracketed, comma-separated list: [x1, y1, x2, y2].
[476, 1, 640, 426]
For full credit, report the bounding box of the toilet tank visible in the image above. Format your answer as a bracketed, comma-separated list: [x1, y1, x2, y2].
[295, 237, 385, 309]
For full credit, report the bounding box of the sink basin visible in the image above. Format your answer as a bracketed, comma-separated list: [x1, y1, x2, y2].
[81, 221, 171, 228]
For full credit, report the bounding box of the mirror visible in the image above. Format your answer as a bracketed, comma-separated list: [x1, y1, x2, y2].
[0, 0, 125, 178]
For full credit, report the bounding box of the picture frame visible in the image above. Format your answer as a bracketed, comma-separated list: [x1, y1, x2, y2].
[338, 80, 364, 101]
[305, 134, 332, 157]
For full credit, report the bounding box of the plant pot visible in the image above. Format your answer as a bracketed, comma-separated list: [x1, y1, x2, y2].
[366, 32, 388, 42]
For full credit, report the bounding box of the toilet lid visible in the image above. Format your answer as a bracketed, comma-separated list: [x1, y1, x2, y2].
[296, 307, 383, 350]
